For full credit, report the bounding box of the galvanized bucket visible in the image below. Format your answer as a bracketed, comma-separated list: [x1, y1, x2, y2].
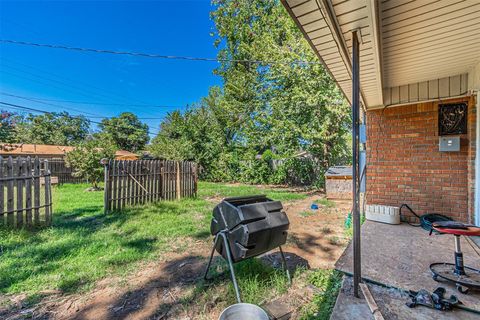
[218, 303, 269, 320]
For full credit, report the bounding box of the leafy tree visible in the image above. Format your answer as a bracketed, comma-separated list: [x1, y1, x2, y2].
[64, 139, 115, 189]
[0, 110, 19, 143]
[150, 0, 351, 187]
[14, 112, 90, 145]
[99, 113, 149, 152]
[211, 0, 350, 168]
[150, 91, 229, 181]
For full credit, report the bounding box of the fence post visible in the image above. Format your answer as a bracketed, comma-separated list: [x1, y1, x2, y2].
[25, 157, 32, 226]
[16, 157, 24, 227]
[193, 163, 198, 197]
[33, 157, 40, 225]
[176, 161, 181, 200]
[101, 158, 110, 214]
[44, 159, 52, 226]
[6, 156, 14, 226]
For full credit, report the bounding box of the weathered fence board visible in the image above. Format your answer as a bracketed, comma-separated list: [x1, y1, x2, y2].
[0, 156, 53, 228]
[104, 159, 197, 212]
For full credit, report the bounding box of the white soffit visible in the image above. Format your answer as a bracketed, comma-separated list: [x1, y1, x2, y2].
[282, 0, 480, 109]
[382, 0, 480, 88]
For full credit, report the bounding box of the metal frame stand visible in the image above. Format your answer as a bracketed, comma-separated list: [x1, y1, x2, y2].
[453, 235, 466, 276]
[204, 230, 291, 303]
[430, 235, 480, 294]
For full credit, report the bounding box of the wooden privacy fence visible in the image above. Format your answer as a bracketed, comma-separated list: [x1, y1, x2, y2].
[49, 159, 85, 184]
[104, 160, 198, 212]
[0, 156, 53, 227]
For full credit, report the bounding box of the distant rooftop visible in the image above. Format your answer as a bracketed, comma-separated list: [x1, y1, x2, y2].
[0, 143, 138, 160]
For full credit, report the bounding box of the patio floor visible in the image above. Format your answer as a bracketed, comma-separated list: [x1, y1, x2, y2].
[332, 221, 480, 319]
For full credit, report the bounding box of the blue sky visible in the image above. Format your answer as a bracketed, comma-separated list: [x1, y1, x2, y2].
[0, 0, 222, 136]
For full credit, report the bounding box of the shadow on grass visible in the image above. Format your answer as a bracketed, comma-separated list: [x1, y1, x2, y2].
[0, 197, 210, 294]
[67, 251, 309, 320]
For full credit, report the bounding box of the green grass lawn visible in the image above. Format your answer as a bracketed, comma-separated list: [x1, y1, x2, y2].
[0, 181, 342, 319]
[0, 182, 305, 296]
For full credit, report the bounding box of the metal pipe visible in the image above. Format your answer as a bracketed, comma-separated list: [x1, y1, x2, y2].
[203, 231, 242, 303]
[219, 232, 242, 303]
[454, 235, 461, 253]
[279, 246, 291, 284]
[352, 30, 362, 298]
[476, 90, 480, 226]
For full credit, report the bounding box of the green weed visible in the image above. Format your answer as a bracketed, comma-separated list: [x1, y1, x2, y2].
[299, 269, 343, 320]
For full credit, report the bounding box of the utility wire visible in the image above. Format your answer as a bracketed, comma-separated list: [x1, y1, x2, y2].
[0, 101, 161, 136]
[0, 92, 103, 117]
[1, 92, 187, 109]
[1, 58, 166, 116]
[0, 39, 322, 65]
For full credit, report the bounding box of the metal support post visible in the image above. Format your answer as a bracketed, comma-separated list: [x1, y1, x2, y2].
[279, 246, 291, 284]
[352, 29, 362, 298]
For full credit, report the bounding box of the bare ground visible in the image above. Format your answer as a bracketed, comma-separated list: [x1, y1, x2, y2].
[0, 194, 349, 320]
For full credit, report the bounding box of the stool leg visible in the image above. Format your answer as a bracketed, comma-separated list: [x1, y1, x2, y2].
[454, 235, 466, 276]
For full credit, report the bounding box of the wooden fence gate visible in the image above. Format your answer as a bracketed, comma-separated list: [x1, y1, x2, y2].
[0, 156, 53, 227]
[49, 159, 86, 184]
[104, 160, 198, 213]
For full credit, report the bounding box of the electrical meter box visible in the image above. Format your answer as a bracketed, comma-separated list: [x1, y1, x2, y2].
[439, 136, 460, 152]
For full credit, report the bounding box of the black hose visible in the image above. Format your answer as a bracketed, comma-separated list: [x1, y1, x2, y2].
[399, 204, 422, 227]
[399, 204, 453, 232]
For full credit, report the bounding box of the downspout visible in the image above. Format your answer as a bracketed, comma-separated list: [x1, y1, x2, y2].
[476, 90, 480, 226]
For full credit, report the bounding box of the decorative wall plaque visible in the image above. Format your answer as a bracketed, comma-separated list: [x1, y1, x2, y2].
[438, 103, 467, 136]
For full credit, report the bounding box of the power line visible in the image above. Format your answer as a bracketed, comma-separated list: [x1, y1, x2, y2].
[0, 92, 103, 117]
[0, 101, 161, 136]
[2, 93, 168, 119]
[1, 92, 187, 109]
[88, 116, 165, 120]
[0, 39, 321, 65]
[1, 58, 167, 116]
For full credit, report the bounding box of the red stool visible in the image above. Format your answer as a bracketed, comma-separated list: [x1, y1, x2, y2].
[430, 221, 480, 294]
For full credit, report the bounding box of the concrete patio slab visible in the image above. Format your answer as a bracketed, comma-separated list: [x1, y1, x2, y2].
[333, 221, 480, 319]
[331, 276, 478, 320]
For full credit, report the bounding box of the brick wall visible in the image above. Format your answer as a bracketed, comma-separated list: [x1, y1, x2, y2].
[366, 96, 476, 222]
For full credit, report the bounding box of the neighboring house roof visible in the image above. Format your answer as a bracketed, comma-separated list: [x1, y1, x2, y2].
[325, 166, 352, 178]
[114, 150, 139, 160]
[0, 143, 74, 155]
[0, 143, 138, 160]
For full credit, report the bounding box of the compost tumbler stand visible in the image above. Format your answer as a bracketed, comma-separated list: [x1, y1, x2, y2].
[204, 230, 291, 303]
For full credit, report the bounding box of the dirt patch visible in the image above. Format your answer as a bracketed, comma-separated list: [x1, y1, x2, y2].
[0, 194, 349, 320]
[283, 196, 350, 269]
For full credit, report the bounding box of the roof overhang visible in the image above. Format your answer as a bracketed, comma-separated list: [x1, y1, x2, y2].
[281, 0, 480, 110]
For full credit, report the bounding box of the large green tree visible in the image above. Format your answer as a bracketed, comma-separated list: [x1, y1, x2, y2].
[14, 112, 90, 145]
[99, 112, 149, 152]
[150, 0, 351, 186]
[211, 0, 350, 166]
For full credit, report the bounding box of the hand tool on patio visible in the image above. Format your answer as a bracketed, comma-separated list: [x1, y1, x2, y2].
[429, 221, 480, 294]
[204, 195, 291, 303]
[407, 287, 460, 311]
[406, 286, 480, 315]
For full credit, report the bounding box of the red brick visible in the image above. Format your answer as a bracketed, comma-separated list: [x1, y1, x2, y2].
[366, 96, 476, 222]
